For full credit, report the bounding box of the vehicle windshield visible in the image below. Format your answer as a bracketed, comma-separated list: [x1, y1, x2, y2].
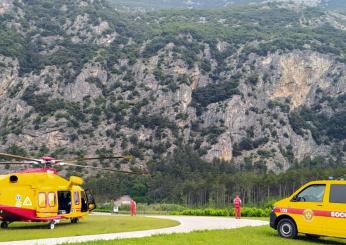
[292, 184, 325, 202]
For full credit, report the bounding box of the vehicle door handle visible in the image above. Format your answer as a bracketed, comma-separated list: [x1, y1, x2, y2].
[317, 204, 323, 207]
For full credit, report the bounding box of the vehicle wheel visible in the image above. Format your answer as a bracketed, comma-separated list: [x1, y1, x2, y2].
[0, 222, 8, 229]
[71, 218, 79, 224]
[277, 218, 297, 239]
[306, 234, 320, 239]
[48, 221, 55, 230]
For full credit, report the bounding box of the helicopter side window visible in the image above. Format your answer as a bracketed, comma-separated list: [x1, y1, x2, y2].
[74, 191, 80, 205]
[9, 175, 18, 183]
[38, 193, 46, 208]
[48, 192, 56, 207]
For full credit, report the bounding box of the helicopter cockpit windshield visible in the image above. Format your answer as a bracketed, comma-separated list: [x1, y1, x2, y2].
[85, 189, 96, 211]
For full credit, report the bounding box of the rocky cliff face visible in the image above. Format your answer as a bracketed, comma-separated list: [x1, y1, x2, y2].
[109, 0, 344, 11]
[0, 0, 345, 174]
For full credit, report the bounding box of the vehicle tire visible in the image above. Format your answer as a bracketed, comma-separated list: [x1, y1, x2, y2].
[0, 222, 8, 229]
[277, 218, 297, 239]
[306, 234, 320, 239]
[71, 218, 79, 224]
[49, 221, 55, 230]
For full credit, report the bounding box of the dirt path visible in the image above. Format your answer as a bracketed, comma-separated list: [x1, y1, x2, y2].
[0, 215, 268, 245]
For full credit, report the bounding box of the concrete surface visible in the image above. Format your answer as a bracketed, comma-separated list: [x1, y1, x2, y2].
[0, 215, 268, 245]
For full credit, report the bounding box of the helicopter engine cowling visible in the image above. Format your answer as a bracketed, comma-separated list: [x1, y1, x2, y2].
[69, 176, 84, 186]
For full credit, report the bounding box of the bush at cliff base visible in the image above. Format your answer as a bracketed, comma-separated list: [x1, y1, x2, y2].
[170, 207, 271, 217]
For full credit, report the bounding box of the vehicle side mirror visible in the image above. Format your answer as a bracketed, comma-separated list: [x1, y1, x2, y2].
[291, 195, 298, 202]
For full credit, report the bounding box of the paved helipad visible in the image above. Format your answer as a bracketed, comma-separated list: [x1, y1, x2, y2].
[0, 215, 268, 245]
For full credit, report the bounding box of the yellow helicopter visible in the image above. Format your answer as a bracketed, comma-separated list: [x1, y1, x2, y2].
[0, 152, 137, 229]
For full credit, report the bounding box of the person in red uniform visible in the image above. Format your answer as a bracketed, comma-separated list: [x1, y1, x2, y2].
[233, 195, 242, 219]
[133, 200, 137, 216]
[130, 199, 134, 216]
[130, 199, 137, 216]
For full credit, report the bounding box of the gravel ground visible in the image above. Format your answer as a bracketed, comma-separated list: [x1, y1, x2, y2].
[0, 215, 268, 245]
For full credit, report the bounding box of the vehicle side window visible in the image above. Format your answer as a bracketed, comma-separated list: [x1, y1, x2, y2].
[292, 184, 326, 202]
[74, 191, 80, 205]
[330, 184, 346, 203]
[38, 192, 46, 207]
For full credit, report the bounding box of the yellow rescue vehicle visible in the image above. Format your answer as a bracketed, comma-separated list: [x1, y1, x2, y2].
[270, 180, 346, 239]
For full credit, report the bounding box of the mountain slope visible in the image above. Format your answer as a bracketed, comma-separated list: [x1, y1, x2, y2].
[109, 0, 346, 11]
[0, 0, 345, 178]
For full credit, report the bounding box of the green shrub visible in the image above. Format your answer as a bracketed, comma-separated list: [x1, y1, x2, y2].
[192, 81, 240, 108]
[171, 207, 270, 217]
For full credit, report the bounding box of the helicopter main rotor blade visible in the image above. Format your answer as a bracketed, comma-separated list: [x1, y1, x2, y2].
[60, 162, 146, 175]
[56, 155, 133, 163]
[0, 153, 41, 163]
[0, 161, 38, 165]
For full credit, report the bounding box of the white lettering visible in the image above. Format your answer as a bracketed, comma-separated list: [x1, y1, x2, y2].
[331, 212, 346, 218]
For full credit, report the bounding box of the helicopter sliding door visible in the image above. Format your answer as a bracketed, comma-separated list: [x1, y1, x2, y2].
[57, 191, 71, 214]
[36, 191, 58, 218]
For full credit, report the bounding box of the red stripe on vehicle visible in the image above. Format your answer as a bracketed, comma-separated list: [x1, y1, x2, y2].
[274, 207, 331, 217]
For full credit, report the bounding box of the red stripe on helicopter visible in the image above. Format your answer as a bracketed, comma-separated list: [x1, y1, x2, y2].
[0, 205, 63, 222]
[15, 168, 57, 174]
[274, 207, 331, 217]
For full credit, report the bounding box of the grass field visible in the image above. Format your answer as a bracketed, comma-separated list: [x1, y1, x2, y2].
[75, 226, 346, 245]
[0, 215, 179, 242]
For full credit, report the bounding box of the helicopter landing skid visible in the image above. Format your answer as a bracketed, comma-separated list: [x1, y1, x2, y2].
[71, 218, 79, 224]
